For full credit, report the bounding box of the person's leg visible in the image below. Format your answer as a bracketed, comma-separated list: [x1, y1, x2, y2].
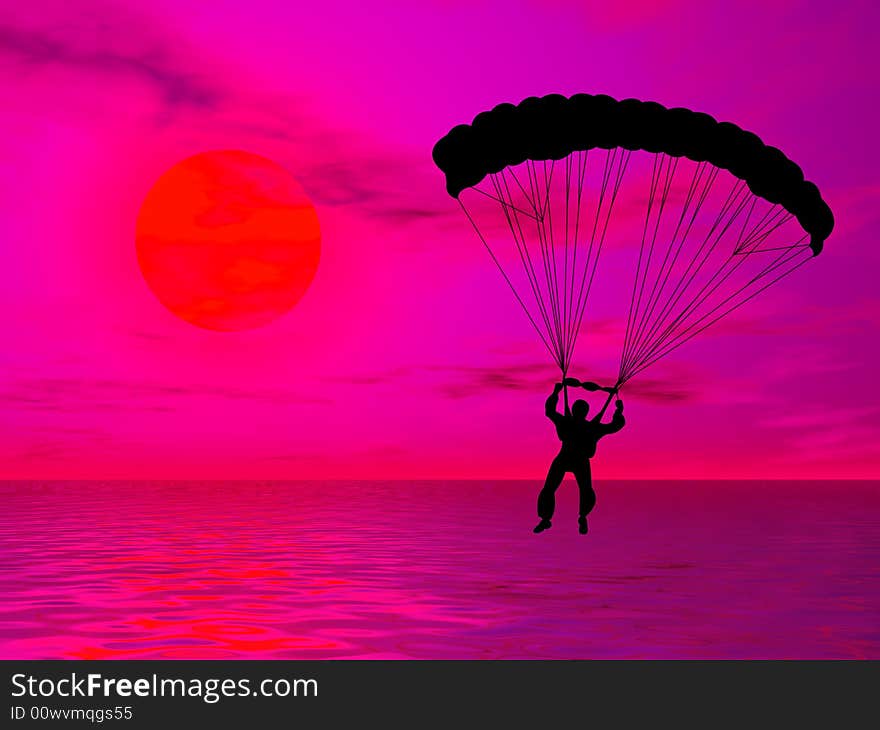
[536, 458, 566, 529]
[574, 461, 596, 533]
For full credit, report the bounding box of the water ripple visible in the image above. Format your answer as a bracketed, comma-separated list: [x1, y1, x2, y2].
[1, 480, 878, 658]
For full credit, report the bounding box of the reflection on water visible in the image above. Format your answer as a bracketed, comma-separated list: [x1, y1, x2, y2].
[1, 480, 878, 659]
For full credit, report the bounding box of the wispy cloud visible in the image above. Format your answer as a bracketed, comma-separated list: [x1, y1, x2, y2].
[0, 374, 330, 415]
[324, 357, 707, 404]
[761, 406, 880, 469]
[0, 4, 222, 109]
[0, 1, 453, 235]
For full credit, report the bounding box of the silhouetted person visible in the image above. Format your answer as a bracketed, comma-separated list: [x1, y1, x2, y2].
[534, 378, 625, 534]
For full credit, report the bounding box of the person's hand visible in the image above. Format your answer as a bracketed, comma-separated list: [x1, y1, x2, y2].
[581, 381, 601, 391]
[563, 377, 581, 387]
[615, 399, 624, 410]
[554, 382, 564, 393]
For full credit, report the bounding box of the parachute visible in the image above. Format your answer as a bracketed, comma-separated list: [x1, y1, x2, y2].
[432, 94, 833, 388]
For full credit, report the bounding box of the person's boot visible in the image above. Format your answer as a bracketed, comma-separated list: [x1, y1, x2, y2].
[533, 519, 552, 533]
[578, 516, 588, 534]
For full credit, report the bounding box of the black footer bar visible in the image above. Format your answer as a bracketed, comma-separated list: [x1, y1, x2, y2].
[3, 660, 876, 727]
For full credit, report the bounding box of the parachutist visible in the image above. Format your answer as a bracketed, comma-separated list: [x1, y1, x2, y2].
[435, 94, 832, 531]
[534, 380, 626, 534]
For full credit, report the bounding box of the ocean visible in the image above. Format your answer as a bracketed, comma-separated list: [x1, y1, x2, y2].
[1, 480, 877, 659]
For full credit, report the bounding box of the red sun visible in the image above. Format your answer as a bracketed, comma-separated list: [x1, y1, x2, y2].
[136, 150, 320, 331]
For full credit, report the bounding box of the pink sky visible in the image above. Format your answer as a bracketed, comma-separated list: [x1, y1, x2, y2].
[0, 0, 878, 479]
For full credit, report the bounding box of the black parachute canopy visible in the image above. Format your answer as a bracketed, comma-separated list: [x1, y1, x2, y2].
[432, 94, 834, 255]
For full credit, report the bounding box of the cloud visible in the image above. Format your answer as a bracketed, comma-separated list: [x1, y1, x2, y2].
[0, 1, 455, 236]
[290, 147, 455, 229]
[760, 405, 880, 431]
[761, 343, 855, 383]
[0, 4, 222, 110]
[324, 357, 707, 404]
[0, 374, 331, 415]
[756, 401, 880, 469]
[323, 360, 554, 399]
[256, 443, 406, 465]
[619, 374, 703, 403]
[6, 424, 118, 464]
[429, 362, 552, 400]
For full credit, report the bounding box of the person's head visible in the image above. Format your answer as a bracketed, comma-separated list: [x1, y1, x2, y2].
[572, 399, 589, 420]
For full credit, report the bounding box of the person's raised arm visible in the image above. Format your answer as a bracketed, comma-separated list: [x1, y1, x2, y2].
[545, 382, 564, 423]
[591, 387, 618, 423]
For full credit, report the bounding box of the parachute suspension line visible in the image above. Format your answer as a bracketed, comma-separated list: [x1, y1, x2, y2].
[532, 160, 565, 372]
[734, 206, 794, 254]
[622, 172, 745, 376]
[734, 194, 759, 253]
[561, 148, 592, 372]
[563, 148, 630, 373]
[617, 169, 744, 382]
[486, 154, 604, 375]
[562, 150, 616, 372]
[478, 149, 632, 376]
[540, 158, 566, 366]
[461, 152, 813, 387]
[629, 163, 720, 356]
[624, 239, 801, 381]
[467, 184, 537, 220]
[569, 149, 630, 368]
[621, 238, 811, 384]
[489, 172, 557, 353]
[614, 153, 814, 385]
[622, 160, 711, 379]
[506, 164, 538, 212]
[528, 159, 568, 369]
[564, 150, 589, 366]
[625, 186, 773, 373]
[620, 153, 679, 381]
[658, 209, 802, 342]
[457, 197, 560, 365]
[494, 170, 570, 368]
[562, 153, 573, 375]
[521, 162, 555, 360]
